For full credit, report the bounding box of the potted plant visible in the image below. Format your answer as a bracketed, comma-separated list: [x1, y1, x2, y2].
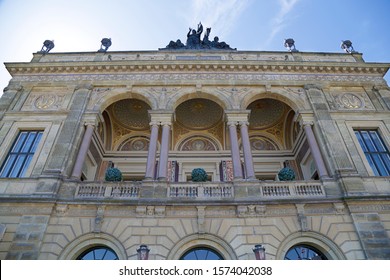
[105, 167, 122, 182]
[191, 168, 208, 182]
[278, 167, 296, 181]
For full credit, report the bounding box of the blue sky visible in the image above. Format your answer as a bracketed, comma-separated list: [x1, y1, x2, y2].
[0, 0, 389, 92]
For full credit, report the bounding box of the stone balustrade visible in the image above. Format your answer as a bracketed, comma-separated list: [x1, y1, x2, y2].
[73, 180, 324, 200]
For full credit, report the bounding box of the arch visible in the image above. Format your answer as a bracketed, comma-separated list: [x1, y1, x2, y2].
[114, 132, 154, 151]
[59, 232, 127, 260]
[248, 132, 283, 150]
[169, 92, 229, 111]
[175, 133, 222, 151]
[243, 92, 300, 113]
[276, 231, 346, 260]
[167, 233, 237, 260]
[96, 90, 155, 113]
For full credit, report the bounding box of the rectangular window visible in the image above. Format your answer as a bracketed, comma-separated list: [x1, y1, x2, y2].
[354, 129, 390, 176]
[0, 131, 43, 178]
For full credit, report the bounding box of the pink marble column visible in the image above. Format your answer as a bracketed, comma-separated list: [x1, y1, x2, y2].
[157, 122, 171, 180]
[71, 124, 95, 179]
[303, 123, 329, 178]
[228, 121, 243, 179]
[145, 121, 159, 180]
[239, 121, 255, 179]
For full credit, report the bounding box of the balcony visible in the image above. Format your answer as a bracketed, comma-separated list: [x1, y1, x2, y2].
[74, 180, 326, 201]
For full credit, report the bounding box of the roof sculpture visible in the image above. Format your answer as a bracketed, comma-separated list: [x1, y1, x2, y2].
[160, 22, 236, 51]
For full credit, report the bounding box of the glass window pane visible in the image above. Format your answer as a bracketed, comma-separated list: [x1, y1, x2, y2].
[30, 132, 43, 152]
[355, 131, 368, 152]
[371, 154, 389, 176]
[9, 155, 26, 177]
[0, 154, 17, 177]
[380, 154, 390, 174]
[19, 155, 33, 177]
[370, 131, 387, 152]
[365, 154, 380, 176]
[361, 131, 377, 152]
[11, 132, 28, 153]
[21, 132, 37, 153]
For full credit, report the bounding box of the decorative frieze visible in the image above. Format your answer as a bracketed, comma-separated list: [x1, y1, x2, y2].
[12, 73, 386, 85]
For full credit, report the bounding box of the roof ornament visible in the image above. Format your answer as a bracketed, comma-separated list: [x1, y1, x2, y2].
[98, 38, 112, 53]
[284, 38, 298, 52]
[38, 40, 55, 53]
[160, 22, 236, 51]
[341, 40, 356, 53]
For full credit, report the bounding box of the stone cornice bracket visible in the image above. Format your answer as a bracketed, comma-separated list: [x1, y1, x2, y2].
[74, 83, 93, 92]
[3, 85, 23, 93]
[304, 84, 323, 91]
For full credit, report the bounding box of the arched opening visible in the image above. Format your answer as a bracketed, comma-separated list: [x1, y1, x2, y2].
[245, 98, 308, 181]
[172, 98, 226, 182]
[84, 98, 152, 181]
[284, 244, 327, 260]
[77, 246, 119, 260]
[180, 247, 224, 260]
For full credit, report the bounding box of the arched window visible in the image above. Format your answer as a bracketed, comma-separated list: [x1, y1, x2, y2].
[77, 246, 119, 260]
[284, 244, 327, 260]
[180, 247, 224, 260]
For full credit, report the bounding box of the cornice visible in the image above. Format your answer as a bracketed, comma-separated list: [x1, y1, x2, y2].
[5, 60, 390, 77]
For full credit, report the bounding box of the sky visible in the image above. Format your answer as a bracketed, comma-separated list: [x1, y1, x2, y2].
[0, 0, 390, 93]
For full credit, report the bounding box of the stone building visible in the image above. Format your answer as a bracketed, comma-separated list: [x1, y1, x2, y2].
[1, 39, 390, 259]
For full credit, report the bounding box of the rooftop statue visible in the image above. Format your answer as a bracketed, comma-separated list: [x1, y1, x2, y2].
[160, 22, 236, 51]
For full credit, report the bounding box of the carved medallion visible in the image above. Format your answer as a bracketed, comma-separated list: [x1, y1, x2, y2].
[339, 93, 363, 109]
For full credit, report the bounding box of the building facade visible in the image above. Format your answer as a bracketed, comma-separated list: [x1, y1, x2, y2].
[1, 45, 390, 260]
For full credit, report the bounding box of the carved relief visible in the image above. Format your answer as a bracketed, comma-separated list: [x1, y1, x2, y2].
[214, 87, 252, 109]
[87, 87, 111, 109]
[118, 136, 150, 151]
[249, 136, 278, 150]
[179, 136, 218, 151]
[23, 93, 66, 111]
[330, 88, 374, 110]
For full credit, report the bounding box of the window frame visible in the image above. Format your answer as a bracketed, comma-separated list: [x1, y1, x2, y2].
[354, 129, 390, 176]
[0, 130, 44, 178]
[345, 121, 390, 177]
[0, 123, 51, 178]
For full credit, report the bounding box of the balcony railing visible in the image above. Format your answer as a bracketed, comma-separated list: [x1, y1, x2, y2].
[74, 180, 325, 200]
[260, 181, 325, 198]
[168, 183, 234, 198]
[75, 182, 140, 199]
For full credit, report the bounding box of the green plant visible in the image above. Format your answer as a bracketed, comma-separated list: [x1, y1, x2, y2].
[191, 168, 208, 182]
[105, 167, 122, 182]
[278, 167, 296, 181]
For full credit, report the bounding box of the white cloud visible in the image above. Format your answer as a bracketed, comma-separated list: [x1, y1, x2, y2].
[188, 0, 250, 40]
[262, 0, 300, 48]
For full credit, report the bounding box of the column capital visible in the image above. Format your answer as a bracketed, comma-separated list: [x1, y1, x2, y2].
[302, 121, 314, 127]
[225, 110, 250, 124]
[227, 121, 238, 127]
[239, 121, 250, 127]
[149, 121, 160, 127]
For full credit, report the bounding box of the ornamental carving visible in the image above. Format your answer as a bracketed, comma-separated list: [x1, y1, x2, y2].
[24, 93, 66, 111]
[339, 93, 363, 109]
[118, 136, 150, 151]
[249, 136, 278, 150]
[179, 136, 219, 151]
